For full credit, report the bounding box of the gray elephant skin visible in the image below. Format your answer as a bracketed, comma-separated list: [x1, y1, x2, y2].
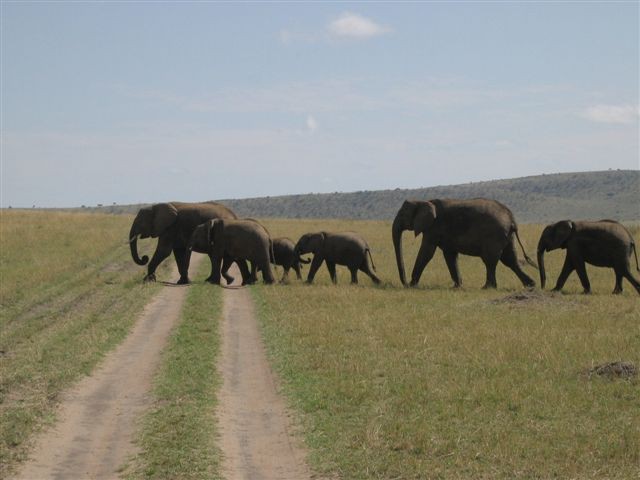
[294, 231, 380, 285]
[129, 201, 237, 284]
[392, 198, 536, 289]
[251, 237, 311, 283]
[537, 219, 640, 295]
[193, 218, 276, 285]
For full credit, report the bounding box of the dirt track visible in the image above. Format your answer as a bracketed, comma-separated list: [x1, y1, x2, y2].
[217, 276, 313, 480]
[12, 258, 314, 480]
[12, 260, 200, 480]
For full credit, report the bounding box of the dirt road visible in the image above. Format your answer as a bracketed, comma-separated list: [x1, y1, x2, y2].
[217, 278, 314, 480]
[12, 259, 201, 480]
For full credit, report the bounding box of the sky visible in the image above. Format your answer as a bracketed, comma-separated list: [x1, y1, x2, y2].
[1, 2, 638, 208]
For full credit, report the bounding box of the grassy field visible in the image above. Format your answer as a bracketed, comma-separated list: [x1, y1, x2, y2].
[0, 210, 171, 477]
[126, 260, 222, 480]
[255, 218, 640, 479]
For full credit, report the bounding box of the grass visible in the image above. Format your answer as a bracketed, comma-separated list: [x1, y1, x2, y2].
[126, 259, 222, 480]
[0, 210, 172, 477]
[254, 218, 640, 479]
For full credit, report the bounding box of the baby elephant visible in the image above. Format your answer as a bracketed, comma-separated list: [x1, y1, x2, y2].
[294, 231, 380, 285]
[252, 237, 311, 283]
[537, 219, 640, 295]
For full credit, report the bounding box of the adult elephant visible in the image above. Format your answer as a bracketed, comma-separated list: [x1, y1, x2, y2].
[204, 218, 276, 285]
[392, 198, 537, 289]
[129, 201, 237, 284]
[537, 219, 640, 295]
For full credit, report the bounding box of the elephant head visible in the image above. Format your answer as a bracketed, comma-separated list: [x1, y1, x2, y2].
[392, 200, 437, 285]
[129, 203, 178, 265]
[537, 220, 573, 289]
[294, 232, 326, 260]
[187, 219, 216, 253]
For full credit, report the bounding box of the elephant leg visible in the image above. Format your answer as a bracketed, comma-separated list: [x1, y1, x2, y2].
[306, 255, 324, 284]
[326, 261, 338, 284]
[238, 260, 253, 286]
[613, 268, 624, 294]
[622, 268, 640, 295]
[348, 265, 358, 284]
[410, 239, 437, 287]
[174, 248, 190, 284]
[294, 263, 302, 280]
[570, 252, 591, 294]
[209, 256, 223, 285]
[145, 237, 173, 282]
[250, 262, 258, 283]
[500, 243, 535, 288]
[552, 255, 575, 292]
[280, 267, 290, 284]
[481, 256, 499, 289]
[219, 256, 235, 285]
[442, 250, 462, 288]
[261, 261, 275, 284]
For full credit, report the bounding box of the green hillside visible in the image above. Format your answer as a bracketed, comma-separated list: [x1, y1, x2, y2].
[220, 170, 639, 222]
[51, 170, 639, 223]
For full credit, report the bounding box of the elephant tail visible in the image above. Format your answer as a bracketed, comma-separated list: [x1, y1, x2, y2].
[366, 248, 377, 272]
[514, 227, 538, 269]
[632, 241, 640, 272]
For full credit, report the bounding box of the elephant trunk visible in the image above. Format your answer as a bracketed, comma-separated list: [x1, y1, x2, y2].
[537, 241, 547, 290]
[392, 216, 407, 286]
[129, 225, 149, 265]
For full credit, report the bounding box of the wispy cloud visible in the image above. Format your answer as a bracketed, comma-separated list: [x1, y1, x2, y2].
[582, 104, 639, 124]
[306, 115, 318, 133]
[327, 12, 391, 39]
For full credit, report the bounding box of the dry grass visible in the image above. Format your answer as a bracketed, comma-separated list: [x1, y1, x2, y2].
[0, 210, 171, 477]
[255, 218, 640, 479]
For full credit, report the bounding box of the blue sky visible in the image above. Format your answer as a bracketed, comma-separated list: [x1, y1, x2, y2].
[2, 2, 638, 207]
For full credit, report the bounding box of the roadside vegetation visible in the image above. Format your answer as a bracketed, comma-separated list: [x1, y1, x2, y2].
[0, 210, 171, 477]
[255, 218, 640, 479]
[126, 260, 222, 480]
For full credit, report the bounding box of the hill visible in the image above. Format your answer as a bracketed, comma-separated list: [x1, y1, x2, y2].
[56, 170, 639, 223]
[219, 170, 639, 223]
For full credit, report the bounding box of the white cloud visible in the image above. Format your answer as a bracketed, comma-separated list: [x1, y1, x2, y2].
[583, 104, 639, 124]
[306, 114, 318, 133]
[327, 12, 391, 39]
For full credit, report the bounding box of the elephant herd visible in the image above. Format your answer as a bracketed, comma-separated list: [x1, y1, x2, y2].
[128, 200, 640, 295]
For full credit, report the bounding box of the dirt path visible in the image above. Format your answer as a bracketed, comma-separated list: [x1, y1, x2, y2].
[12, 258, 202, 480]
[217, 274, 314, 480]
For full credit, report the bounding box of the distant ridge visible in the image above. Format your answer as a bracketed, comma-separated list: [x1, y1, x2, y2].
[60, 170, 639, 223]
[219, 170, 639, 223]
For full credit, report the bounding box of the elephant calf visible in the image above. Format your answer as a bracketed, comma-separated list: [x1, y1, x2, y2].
[252, 237, 311, 283]
[537, 219, 640, 295]
[294, 231, 380, 285]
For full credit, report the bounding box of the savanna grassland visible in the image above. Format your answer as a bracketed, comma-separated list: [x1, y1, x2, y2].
[1, 210, 638, 479]
[255, 218, 640, 479]
[0, 210, 171, 476]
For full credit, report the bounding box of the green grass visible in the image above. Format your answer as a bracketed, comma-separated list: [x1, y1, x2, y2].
[0, 210, 172, 477]
[126, 260, 222, 480]
[254, 218, 640, 479]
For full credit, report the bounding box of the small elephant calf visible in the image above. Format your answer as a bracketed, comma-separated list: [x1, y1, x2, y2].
[252, 237, 311, 283]
[294, 231, 380, 285]
[537, 219, 640, 295]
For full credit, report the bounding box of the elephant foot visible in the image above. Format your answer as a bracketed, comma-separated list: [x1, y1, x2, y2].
[222, 275, 235, 285]
[452, 282, 462, 289]
[482, 284, 497, 290]
[409, 280, 419, 287]
[612, 288, 622, 295]
[143, 273, 156, 283]
[177, 277, 191, 285]
[582, 289, 592, 295]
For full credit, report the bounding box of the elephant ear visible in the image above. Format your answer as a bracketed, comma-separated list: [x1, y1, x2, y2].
[553, 220, 574, 248]
[308, 232, 325, 252]
[151, 203, 178, 237]
[413, 202, 437, 236]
